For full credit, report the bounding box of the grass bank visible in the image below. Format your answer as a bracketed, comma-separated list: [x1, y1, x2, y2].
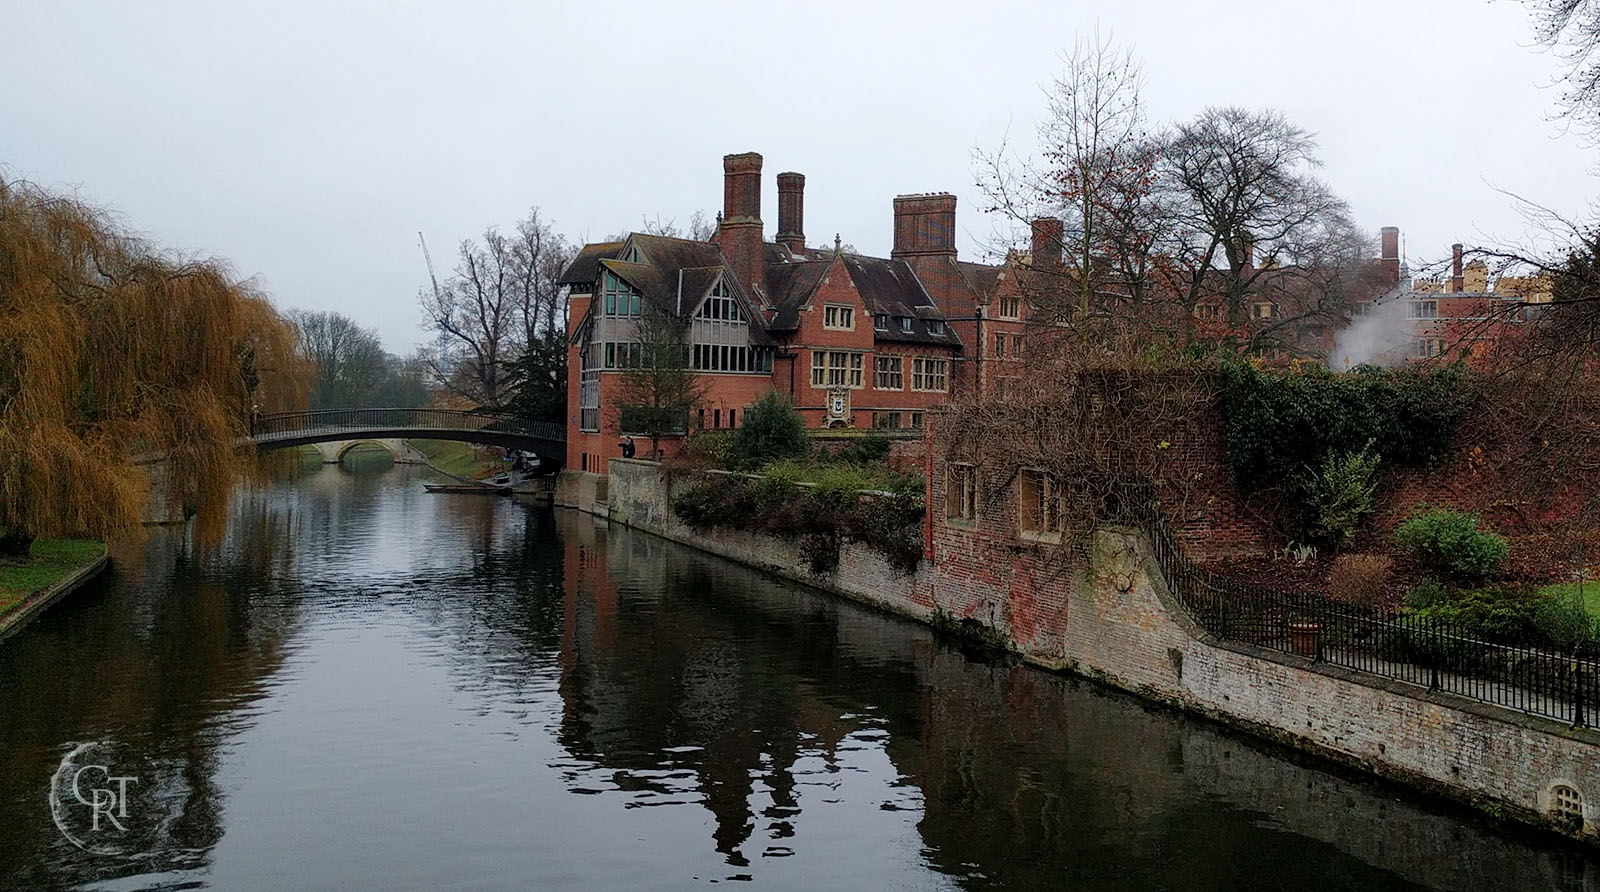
[0, 538, 106, 620]
[408, 439, 504, 479]
[1537, 579, 1600, 619]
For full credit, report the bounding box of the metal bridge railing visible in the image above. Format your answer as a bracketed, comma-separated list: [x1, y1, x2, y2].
[251, 408, 564, 443]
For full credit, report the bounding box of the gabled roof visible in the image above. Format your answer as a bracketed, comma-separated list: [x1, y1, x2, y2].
[765, 261, 832, 332]
[575, 233, 776, 346]
[558, 241, 624, 285]
[840, 255, 963, 347]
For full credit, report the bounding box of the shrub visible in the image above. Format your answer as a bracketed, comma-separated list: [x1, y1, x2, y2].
[1406, 584, 1540, 644]
[730, 393, 810, 470]
[1405, 577, 1450, 609]
[831, 435, 891, 466]
[1326, 554, 1392, 610]
[1301, 442, 1379, 548]
[1532, 590, 1595, 652]
[682, 429, 735, 469]
[1393, 506, 1509, 578]
[1220, 361, 1472, 492]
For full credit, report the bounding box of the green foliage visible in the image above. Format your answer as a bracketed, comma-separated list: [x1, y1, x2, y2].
[1393, 506, 1509, 578]
[1532, 589, 1595, 652]
[1300, 442, 1380, 547]
[1220, 361, 1473, 491]
[1401, 583, 1597, 651]
[730, 392, 811, 470]
[1407, 584, 1541, 644]
[1405, 577, 1450, 609]
[760, 459, 923, 498]
[671, 470, 924, 575]
[682, 429, 736, 468]
[829, 435, 891, 466]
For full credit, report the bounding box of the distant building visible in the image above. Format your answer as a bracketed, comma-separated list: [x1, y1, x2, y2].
[561, 152, 1002, 473]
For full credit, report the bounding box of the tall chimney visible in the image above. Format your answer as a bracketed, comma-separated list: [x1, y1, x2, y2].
[1031, 217, 1063, 270]
[719, 152, 766, 297]
[891, 193, 958, 259]
[1451, 242, 1464, 293]
[1380, 226, 1400, 284]
[776, 172, 805, 254]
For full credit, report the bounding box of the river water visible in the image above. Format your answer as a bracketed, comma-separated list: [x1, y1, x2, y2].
[1, 455, 1597, 890]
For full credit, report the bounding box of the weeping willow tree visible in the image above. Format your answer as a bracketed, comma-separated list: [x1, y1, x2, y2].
[0, 176, 305, 555]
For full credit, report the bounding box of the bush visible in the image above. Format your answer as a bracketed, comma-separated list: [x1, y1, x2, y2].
[1301, 442, 1379, 547]
[1405, 577, 1450, 609]
[1393, 506, 1508, 578]
[1406, 584, 1540, 644]
[682, 429, 735, 469]
[1221, 361, 1472, 492]
[730, 392, 810, 470]
[831, 435, 891, 466]
[1532, 590, 1595, 652]
[1326, 554, 1392, 610]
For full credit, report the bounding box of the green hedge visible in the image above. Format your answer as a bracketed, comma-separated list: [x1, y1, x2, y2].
[1221, 361, 1473, 491]
[672, 473, 923, 574]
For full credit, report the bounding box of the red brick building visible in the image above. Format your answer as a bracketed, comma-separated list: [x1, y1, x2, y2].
[562, 152, 1008, 473]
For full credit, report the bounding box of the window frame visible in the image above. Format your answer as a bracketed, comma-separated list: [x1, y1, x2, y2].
[1018, 468, 1064, 543]
[823, 304, 856, 331]
[874, 355, 904, 390]
[946, 463, 977, 524]
[911, 357, 949, 392]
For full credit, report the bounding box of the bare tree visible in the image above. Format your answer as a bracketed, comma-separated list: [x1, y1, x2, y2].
[1159, 107, 1361, 339]
[1522, 0, 1600, 139]
[421, 207, 573, 411]
[614, 301, 707, 458]
[976, 30, 1156, 325]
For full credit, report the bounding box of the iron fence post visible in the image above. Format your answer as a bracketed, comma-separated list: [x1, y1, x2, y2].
[1576, 663, 1587, 729]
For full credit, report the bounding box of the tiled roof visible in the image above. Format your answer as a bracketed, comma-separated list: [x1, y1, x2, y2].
[557, 241, 624, 285]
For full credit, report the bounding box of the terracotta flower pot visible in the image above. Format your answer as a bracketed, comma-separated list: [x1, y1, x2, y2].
[1288, 621, 1322, 657]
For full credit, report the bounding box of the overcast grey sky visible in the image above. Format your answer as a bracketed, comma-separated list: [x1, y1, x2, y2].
[2, 0, 1593, 351]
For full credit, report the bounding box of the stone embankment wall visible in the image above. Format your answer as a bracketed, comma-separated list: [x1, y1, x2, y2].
[556, 460, 1600, 844]
[559, 461, 935, 618]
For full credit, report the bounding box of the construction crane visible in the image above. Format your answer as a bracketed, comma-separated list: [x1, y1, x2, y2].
[417, 231, 444, 304]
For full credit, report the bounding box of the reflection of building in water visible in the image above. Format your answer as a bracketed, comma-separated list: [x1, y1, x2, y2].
[552, 512, 925, 866]
[557, 518, 1596, 891]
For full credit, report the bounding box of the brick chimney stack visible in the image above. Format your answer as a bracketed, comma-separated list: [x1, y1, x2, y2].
[891, 193, 958, 260]
[1380, 226, 1400, 284]
[719, 152, 766, 297]
[1031, 217, 1063, 270]
[1451, 243, 1465, 293]
[775, 172, 806, 255]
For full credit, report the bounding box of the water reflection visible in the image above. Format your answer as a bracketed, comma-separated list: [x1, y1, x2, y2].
[0, 459, 1594, 890]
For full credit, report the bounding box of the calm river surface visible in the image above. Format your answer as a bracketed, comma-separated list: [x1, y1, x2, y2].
[2, 455, 1598, 891]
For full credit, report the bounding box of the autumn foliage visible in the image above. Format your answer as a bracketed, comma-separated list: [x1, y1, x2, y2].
[0, 176, 305, 551]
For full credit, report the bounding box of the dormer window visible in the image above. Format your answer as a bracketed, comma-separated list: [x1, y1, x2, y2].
[874, 314, 888, 331]
[927, 320, 946, 335]
[696, 278, 743, 322]
[823, 305, 855, 330]
[899, 317, 913, 333]
[622, 244, 643, 264]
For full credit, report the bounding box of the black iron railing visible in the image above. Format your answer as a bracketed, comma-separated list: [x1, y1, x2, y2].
[251, 408, 564, 443]
[1122, 495, 1600, 727]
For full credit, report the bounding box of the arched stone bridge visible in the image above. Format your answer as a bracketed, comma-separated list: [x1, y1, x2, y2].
[250, 408, 566, 468]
